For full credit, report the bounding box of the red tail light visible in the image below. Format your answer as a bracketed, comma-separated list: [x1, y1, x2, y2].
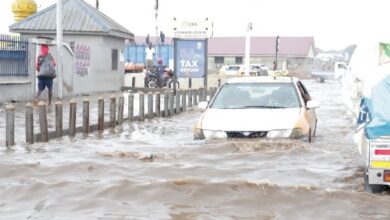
[375, 149, 390, 155]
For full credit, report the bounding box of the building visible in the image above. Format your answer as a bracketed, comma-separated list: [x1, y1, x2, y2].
[6, 0, 133, 100]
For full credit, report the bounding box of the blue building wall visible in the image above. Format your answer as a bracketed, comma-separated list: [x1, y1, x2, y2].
[124, 44, 174, 66]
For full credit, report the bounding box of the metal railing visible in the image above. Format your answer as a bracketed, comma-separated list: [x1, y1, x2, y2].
[0, 34, 29, 77]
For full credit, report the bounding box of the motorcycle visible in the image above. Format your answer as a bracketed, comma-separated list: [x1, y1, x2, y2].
[146, 66, 180, 89]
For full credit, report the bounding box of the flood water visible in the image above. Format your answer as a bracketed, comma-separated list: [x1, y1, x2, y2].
[1, 79, 390, 219]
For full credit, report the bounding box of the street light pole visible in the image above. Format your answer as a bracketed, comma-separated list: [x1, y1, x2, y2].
[244, 22, 252, 76]
[154, 0, 159, 55]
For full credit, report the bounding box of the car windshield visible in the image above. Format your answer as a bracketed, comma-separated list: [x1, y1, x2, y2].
[227, 66, 240, 70]
[210, 83, 301, 109]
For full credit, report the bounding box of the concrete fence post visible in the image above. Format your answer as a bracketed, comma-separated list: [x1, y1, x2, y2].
[55, 101, 63, 137]
[182, 90, 187, 112]
[110, 96, 116, 127]
[188, 90, 193, 108]
[155, 92, 161, 117]
[38, 102, 48, 142]
[83, 99, 89, 134]
[118, 96, 124, 125]
[69, 100, 77, 137]
[175, 91, 181, 114]
[139, 92, 145, 121]
[163, 92, 169, 117]
[128, 92, 134, 122]
[148, 92, 153, 119]
[5, 104, 15, 147]
[98, 97, 104, 131]
[25, 103, 34, 144]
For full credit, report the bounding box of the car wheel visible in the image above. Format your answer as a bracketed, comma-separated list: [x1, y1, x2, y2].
[364, 169, 388, 193]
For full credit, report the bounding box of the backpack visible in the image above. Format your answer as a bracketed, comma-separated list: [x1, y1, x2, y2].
[38, 54, 56, 79]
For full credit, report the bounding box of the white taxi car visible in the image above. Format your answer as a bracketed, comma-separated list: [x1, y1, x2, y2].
[194, 76, 319, 142]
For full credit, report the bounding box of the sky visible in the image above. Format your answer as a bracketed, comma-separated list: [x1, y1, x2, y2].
[1, 0, 389, 51]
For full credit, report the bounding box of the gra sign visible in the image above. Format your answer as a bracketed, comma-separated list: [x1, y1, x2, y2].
[173, 19, 212, 39]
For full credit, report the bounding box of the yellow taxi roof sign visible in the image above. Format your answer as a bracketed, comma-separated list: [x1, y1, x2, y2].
[268, 69, 289, 77]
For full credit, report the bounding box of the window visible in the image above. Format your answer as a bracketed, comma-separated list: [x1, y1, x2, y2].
[215, 56, 224, 64]
[235, 57, 243, 64]
[112, 49, 118, 70]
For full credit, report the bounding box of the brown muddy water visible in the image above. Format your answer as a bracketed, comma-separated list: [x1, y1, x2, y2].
[1, 80, 390, 219]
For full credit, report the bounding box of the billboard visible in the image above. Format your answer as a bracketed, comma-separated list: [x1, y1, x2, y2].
[175, 39, 207, 78]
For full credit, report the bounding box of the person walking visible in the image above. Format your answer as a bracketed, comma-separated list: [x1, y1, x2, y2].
[145, 43, 155, 74]
[34, 44, 56, 105]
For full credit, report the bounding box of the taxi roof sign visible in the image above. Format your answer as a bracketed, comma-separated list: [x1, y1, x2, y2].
[268, 69, 289, 77]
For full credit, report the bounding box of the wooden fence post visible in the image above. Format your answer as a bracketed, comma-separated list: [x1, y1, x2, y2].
[118, 96, 124, 125]
[193, 89, 198, 106]
[69, 100, 77, 137]
[55, 101, 63, 137]
[175, 91, 181, 114]
[83, 99, 89, 134]
[148, 92, 153, 119]
[188, 90, 193, 108]
[132, 77, 136, 88]
[98, 97, 104, 131]
[110, 96, 116, 127]
[163, 92, 169, 117]
[139, 92, 145, 121]
[25, 103, 34, 144]
[169, 91, 174, 116]
[5, 104, 15, 147]
[38, 102, 48, 142]
[128, 92, 134, 121]
[218, 78, 221, 88]
[189, 77, 192, 88]
[155, 92, 161, 117]
[182, 90, 187, 112]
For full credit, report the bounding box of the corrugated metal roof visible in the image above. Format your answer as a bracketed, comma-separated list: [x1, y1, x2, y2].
[133, 36, 315, 57]
[9, 0, 133, 39]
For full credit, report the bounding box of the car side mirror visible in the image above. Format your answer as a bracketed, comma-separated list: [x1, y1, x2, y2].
[198, 101, 208, 110]
[306, 100, 319, 109]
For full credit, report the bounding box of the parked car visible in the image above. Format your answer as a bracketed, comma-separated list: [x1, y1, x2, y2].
[193, 76, 319, 142]
[239, 64, 269, 76]
[219, 65, 242, 76]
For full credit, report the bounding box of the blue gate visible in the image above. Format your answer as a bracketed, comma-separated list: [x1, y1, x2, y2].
[0, 34, 29, 77]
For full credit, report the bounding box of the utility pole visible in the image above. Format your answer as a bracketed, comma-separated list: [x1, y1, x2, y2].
[275, 35, 280, 70]
[244, 22, 252, 76]
[57, 0, 63, 99]
[154, 0, 159, 56]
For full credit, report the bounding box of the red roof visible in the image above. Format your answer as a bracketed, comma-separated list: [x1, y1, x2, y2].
[133, 36, 314, 57]
[208, 36, 314, 57]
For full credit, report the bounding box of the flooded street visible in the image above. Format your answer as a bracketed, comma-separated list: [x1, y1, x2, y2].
[1, 79, 390, 219]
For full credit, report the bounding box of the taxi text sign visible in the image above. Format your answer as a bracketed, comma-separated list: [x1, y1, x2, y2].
[175, 39, 207, 78]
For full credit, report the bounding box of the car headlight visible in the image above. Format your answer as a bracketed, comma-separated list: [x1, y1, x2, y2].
[203, 130, 227, 139]
[267, 128, 303, 138]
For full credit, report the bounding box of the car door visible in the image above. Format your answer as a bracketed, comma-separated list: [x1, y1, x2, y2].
[297, 81, 317, 134]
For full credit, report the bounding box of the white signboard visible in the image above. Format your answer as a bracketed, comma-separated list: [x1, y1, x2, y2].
[173, 19, 213, 39]
[74, 43, 90, 77]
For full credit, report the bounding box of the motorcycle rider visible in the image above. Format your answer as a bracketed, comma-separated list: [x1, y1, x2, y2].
[157, 57, 164, 87]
